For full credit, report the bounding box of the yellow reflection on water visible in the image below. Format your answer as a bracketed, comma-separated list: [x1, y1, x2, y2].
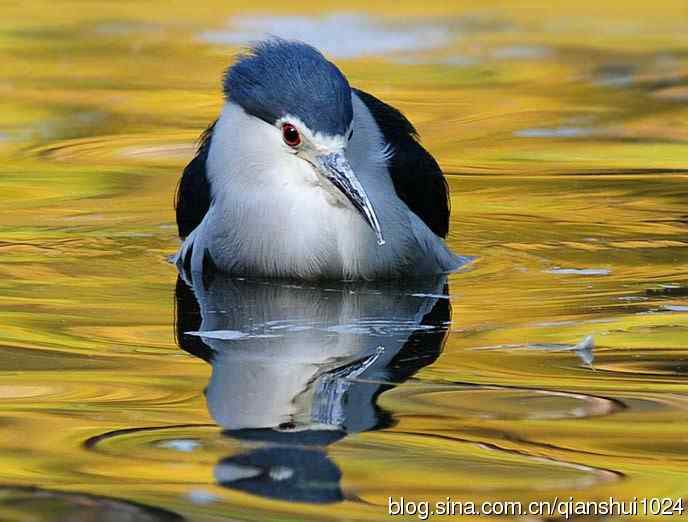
[0, 1, 687, 521]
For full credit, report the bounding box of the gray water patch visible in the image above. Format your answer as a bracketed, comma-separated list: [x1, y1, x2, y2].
[94, 21, 164, 36]
[491, 45, 553, 60]
[529, 335, 594, 353]
[515, 126, 593, 138]
[198, 13, 452, 58]
[546, 267, 610, 276]
[474, 335, 595, 365]
[185, 489, 220, 505]
[157, 439, 201, 452]
[592, 64, 636, 87]
[393, 54, 478, 67]
[662, 305, 688, 312]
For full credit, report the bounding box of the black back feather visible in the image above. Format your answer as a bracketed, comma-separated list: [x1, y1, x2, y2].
[354, 89, 450, 238]
[175, 121, 215, 238]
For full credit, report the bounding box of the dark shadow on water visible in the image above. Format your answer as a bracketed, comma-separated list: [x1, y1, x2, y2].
[0, 485, 185, 522]
[174, 272, 452, 504]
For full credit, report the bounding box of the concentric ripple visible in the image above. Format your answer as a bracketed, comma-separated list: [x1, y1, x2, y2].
[382, 384, 624, 421]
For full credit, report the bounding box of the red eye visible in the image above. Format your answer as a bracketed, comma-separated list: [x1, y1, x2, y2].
[282, 123, 301, 147]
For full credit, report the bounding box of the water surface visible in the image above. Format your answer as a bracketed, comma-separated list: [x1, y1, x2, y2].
[1, 1, 687, 520]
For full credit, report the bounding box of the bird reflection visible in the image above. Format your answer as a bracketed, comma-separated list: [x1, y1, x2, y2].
[174, 272, 452, 504]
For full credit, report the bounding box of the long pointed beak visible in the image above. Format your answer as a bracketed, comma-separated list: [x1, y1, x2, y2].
[315, 152, 385, 246]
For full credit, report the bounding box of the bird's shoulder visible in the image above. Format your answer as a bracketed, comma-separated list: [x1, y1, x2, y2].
[354, 89, 450, 238]
[175, 121, 215, 238]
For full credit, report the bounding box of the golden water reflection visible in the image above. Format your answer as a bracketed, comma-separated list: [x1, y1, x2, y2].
[0, 1, 687, 520]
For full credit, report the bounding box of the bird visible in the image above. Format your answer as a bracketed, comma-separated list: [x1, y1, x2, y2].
[174, 38, 467, 280]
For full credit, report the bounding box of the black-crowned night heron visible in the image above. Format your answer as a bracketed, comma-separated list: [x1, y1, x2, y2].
[175, 39, 466, 280]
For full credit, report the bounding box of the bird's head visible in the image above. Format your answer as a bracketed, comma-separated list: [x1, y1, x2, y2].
[223, 39, 384, 246]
